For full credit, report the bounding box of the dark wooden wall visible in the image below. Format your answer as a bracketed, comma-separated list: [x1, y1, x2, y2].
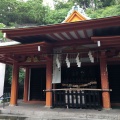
[61, 66, 101, 88]
[108, 65, 120, 103]
[30, 68, 46, 101]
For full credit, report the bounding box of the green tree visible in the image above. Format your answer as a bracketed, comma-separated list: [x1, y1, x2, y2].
[5, 65, 25, 86]
[86, 4, 120, 18]
[68, 0, 119, 10]
[0, 0, 19, 25]
[0, 0, 51, 25]
[0, 23, 6, 42]
[4, 65, 12, 87]
[52, 0, 74, 23]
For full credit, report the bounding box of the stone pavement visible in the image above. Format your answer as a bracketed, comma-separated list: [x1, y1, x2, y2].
[0, 100, 120, 120]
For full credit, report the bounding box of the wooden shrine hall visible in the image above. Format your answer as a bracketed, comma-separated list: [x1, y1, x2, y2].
[0, 5, 120, 110]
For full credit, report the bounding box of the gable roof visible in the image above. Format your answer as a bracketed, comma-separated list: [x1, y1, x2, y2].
[63, 4, 90, 23]
[0, 16, 120, 65]
[64, 10, 87, 22]
[1, 16, 120, 44]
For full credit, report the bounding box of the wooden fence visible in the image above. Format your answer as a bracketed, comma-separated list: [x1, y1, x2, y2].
[44, 88, 112, 109]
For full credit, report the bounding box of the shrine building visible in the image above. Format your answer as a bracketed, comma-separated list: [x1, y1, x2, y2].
[0, 4, 120, 109]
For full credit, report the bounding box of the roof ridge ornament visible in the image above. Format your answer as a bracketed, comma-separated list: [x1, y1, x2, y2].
[62, 3, 90, 23]
[74, 3, 78, 11]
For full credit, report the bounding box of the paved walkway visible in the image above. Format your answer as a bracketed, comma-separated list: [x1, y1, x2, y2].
[0, 100, 120, 120]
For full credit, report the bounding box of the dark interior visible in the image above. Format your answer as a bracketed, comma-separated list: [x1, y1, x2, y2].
[29, 65, 120, 104]
[108, 65, 120, 103]
[93, 26, 120, 36]
[30, 67, 46, 101]
[56, 65, 101, 89]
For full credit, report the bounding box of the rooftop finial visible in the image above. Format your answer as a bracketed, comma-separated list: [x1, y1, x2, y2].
[74, 3, 78, 11]
[74, 3, 77, 6]
[62, 3, 90, 23]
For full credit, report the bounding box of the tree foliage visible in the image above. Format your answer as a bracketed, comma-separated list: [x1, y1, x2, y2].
[66, 0, 120, 10]
[0, 23, 6, 41]
[86, 4, 120, 18]
[0, 0, 51, 25]
[5, 65, 25, 86]
[0, 0, 119, 26]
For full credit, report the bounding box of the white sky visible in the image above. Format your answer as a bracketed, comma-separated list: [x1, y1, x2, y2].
[23, 0, 54, 3]
[23, 0, 54, 9]
[43, 0, 54, 9]
[23, 0, 68, 9]
[43, 0, 54, 4]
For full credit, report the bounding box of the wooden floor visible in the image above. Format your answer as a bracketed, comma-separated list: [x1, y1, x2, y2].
[24, 100, 45, 104]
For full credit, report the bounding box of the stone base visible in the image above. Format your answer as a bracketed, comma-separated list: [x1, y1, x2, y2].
[102, 107, 112, 110]
[45, 105, 52, 108]
[9, 104, 17, 106]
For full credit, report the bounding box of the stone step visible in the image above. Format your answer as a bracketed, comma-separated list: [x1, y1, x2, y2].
[0, 109, 120, 120]
[0, 115, 110, 120]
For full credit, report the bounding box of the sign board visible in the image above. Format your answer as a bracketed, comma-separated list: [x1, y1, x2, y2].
[52, 49, 62, 84]
[0, 63, 6, 98]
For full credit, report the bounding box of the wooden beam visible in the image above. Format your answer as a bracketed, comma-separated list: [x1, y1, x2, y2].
[91, 36, 120, 41]
[2, 16, 120, 38]
[0, 59, 12, 65]
[107, 57, 120, 62]
[19, 61, 46, 66]
[95, 45, 120, 50]
[101, 42, 120, 46]
[66, 32, 75, 39]
[10, 62, 19, 106]
[46, 56, 53, 107]
[52, 39, 93, 47]
[74, 30, 82, 39]
[23, 67, 29, 102]
[100, 52, 111, 109]
[49, 33, 61, 41]
[83, 30, 88, 38]
[59, 33, 67, 40]
[0, 42, 48, 51]
[0, 46, 47, 54]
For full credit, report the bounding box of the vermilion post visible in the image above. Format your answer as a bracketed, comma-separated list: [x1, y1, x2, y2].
[10, 62, 19, 106]
[23, 67, 29, 102]
[100, 51, 111, 109]
[46, 56, 53, 107]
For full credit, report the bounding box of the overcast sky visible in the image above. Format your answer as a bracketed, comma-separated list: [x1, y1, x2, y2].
[43, 0, 54, 9]
[24, 0, 54, 4]
[23, 0, 54, 9]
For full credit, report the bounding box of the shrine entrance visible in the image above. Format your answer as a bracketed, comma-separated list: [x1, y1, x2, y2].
[1, 14, 119, 109]
[61, 66, 100, 86]
[30, 68, 46, 101]
[108, 65, 120, 106]
[53, 65, 102, 109]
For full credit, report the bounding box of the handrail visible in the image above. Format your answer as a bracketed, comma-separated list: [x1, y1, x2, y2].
[0, 93, 10, 108]
[0, 95, 3, 98]
[43, 88, 112, 92]
[0, 94, 5, 108]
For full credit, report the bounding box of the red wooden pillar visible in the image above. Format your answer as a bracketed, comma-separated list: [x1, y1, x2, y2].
[46, 56, 53, 107]
[10, 62, 19, 106]
[100, 51, 111, 109]
[23, 67, 29, 102]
